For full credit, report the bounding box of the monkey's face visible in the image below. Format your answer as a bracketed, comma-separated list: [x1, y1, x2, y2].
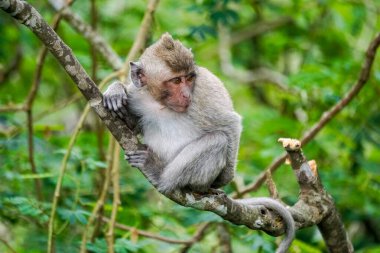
[160, 71, 196, 113]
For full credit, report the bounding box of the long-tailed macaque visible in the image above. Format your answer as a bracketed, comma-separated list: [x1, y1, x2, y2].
[103, 33, 294, 253]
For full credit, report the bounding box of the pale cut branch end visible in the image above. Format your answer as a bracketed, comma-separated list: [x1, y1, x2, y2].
[278, 138, 301, 151]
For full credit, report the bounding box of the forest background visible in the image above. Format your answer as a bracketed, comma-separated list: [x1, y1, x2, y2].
[1, 0, 380, 252]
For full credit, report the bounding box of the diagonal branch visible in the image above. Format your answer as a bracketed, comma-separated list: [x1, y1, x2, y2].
[230, 16, 293, 45]
[49, 1, 123, 70]
[218, 25, 290, 91]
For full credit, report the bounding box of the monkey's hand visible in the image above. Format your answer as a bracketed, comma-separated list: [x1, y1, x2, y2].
[125, 150, 148, 169]
[103, 81, 129, 119]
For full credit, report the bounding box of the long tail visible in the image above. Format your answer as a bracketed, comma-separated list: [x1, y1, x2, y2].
[235, 197, 295, 253]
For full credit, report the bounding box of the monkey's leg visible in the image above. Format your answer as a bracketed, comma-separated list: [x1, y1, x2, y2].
[158, 131, 228, 194]
[125, 150, 164, 187]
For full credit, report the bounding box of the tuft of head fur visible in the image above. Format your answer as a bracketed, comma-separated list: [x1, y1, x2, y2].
[142, 33, 194, 73]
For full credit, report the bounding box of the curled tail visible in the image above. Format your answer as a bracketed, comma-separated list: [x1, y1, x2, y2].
[235, 197, 295, 253]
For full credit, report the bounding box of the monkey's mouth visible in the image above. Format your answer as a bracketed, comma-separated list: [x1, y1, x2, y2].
[168, 103, 190, 113]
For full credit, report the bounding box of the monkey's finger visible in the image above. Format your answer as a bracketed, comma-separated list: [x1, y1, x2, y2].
[129, 162, 144, 169]
[125, 154, 147, 162]
[122, 96, 128, 106]
[128, 159, 146, 165]
[106, 97, 114, 110]
[111, 97, 119, 112]
[126, 150, 148, 155]
[116, 96, 122, 109]
[103, 96, 111, 109]
[126, 151, 148, 158]
[125, 154, 146, 163]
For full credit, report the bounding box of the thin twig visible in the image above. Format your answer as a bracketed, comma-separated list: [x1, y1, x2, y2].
[216, 224, 232, 253]
[80, 138, 115, 253]
[230, 16, 293, 45]
[34, 92, 82, 122]
[47, 104, 91, 253]
[218, 25, 290, 91]
[266, 170, 279, 199]
[236, 32, 380, 197]
[106, 143, 121, 252]
[179, 222, 212, 252]
[26, 3, 73, 201]
[0, 104, 25, 112]
[0, 237, 18, 253]
[101, 217, 212, 246]
[0, 44, 22, 85]
[48, 1, 123, 70]
[121, 0, 160, 81]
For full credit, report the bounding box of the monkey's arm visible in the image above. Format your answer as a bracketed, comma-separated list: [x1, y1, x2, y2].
[158, 131, 229, 194]
[235, 198, 295, 253]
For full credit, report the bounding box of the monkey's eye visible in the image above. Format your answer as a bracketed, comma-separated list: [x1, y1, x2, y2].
[186, 72, 196, 82]
[171, 77, 182, 85]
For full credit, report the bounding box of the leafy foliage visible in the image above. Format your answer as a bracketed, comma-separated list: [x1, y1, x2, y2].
[1, 0, 380, 252]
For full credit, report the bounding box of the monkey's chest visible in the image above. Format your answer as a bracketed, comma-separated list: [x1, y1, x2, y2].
[142, 116, 201, 162]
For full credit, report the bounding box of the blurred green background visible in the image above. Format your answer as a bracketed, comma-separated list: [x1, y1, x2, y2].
[1, 0, 380, 252]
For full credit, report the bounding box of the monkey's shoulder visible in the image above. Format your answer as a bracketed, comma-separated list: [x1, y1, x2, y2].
[189, 67, 241, 130]
[194, 66, 234, 110]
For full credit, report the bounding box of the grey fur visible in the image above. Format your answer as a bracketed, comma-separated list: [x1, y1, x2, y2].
[123, 65, 242, 194]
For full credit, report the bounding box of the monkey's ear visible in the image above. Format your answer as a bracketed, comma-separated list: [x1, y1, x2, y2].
[130, 61, 146, 88]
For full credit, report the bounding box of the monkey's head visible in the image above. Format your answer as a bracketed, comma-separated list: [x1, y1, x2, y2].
[130, 33, 196, 113]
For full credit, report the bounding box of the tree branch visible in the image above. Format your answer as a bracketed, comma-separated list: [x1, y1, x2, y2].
[0, 44, 22, 85]
[106, 143, 121, 253]
[237, 31, 380, 197]
[0, 1, 363, 252]
[278, 138, 354, 252]
[218, 25, 290, 91]
[100, 218, 212, 246]
[0, 237, 18, 253]
[230, 16, 293, 45]
[121, 0, 160, 81]
[49, 1, 123, 71]
[80, 138, 114, 253]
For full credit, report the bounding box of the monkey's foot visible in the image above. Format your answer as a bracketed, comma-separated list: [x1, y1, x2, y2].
[125, 150, 148, 168]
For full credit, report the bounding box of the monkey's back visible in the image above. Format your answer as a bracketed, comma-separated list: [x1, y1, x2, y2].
[189, 66, 240, 131]
[189, 66, 242, 187]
